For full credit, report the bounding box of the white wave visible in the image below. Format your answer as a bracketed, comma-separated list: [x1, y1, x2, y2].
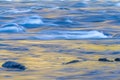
[18, 15, 44, 25]
[0, 23, 26, 33]
[33, 30, 110, 40]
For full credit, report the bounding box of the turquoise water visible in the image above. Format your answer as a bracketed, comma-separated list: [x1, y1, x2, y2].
[0, 1, 120, 80]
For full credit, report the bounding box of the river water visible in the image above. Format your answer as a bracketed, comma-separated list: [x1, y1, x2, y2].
[0, 0, 120, 80]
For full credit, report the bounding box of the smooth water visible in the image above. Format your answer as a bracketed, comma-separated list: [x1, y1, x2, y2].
[0, 0, 120, 80]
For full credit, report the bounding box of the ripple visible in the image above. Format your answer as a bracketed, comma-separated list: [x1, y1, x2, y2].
[53, 17, 74, 26]
[71, 2, 88, 8]
[7, 8, 31, 14]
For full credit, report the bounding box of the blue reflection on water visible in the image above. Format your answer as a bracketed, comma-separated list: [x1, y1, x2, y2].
[0, 0, 119, 40]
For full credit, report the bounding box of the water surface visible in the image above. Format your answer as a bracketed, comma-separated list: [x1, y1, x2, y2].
[0, 0, 120, 80]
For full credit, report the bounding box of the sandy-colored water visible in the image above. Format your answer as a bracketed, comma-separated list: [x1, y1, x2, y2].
[0, 40, 119, 80]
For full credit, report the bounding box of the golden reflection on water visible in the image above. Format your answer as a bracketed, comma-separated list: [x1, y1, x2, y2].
[0, 40, 120, 80]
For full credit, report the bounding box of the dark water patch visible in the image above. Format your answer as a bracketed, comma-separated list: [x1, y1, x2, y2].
[88, 39, 120, 45]
[97, 51, 120, 55]
[0, 58, 18, 61]
[0, 47, 29, 51]
[109, 70, 120, 74]
[59, 68, 80, 73]
[0, 43, 11, 46]
[7, 47, 29, 51]
[4, 75, 12, 78]
[40, 46, 96, 55]
[27, 53, 41, 58]
[42, 18, 56, 23]
[78, 51, 95, 54]
[109, 20, 120, 26]
[96, 2, 115, 7]
[0, 16, 15, 20]
[103, 10, 120, 14]
[107, 14, 120, 25]
[69, 9, 92, 15]
[49, 49, 80, 54]
[71, 2, 87, 8]
[56, 70, 103, 80]
[31, 44, 63, 48]
[81, 70, 103, 76]
[56, 74, 87, 80]
[93, 75, 118, 80]
[111, 51, 120, 55]
[76, 14, 120, 23]
[80, 15, 107, 22]
[58, 7, 70, 10]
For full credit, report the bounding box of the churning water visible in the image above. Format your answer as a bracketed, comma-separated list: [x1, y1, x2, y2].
[0, 0, 120, 80]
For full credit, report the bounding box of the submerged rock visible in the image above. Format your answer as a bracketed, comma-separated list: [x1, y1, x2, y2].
[63, 60, 80, 65]
[0, 23, 25, 33]
[98, 58, 113, 62]
[114, 58, 120, 61]
[2, 61, 26, 71]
